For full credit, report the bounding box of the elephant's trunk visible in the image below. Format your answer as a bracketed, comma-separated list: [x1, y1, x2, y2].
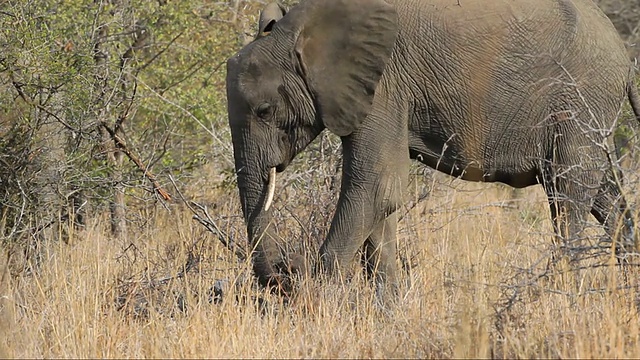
[235, 161, 285, 288]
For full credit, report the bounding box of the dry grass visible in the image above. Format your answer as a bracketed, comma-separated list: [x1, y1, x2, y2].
[2, 166, 640, 358]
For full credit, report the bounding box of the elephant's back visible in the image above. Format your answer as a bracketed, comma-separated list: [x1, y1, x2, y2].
[392, 0, 627, 64]
[391, 0, 632, 123]
[391, 0, 632, 176]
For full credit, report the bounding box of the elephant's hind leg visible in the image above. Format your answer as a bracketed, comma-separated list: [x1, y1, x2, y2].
[590, 173, 636, 258]
[541, 160, 598, 264]
[540, 162, 598, 294]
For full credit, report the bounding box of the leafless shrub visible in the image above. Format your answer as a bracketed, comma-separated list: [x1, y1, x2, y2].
[598, 0, 640, 59]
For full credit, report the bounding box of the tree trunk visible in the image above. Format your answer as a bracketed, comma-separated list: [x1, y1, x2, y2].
[94, 22, 128, 239]
[33, 100, 67, 243]
[109, 143, 127, 239]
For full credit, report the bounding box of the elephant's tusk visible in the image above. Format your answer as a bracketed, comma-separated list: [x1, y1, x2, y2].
[264, 167, 276, 211]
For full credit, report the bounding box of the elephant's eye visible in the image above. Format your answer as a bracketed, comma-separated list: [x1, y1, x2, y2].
[255, 102, 273, 120]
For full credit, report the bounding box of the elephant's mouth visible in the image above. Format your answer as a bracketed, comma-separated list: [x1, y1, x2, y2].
[275, 156, 293, 173]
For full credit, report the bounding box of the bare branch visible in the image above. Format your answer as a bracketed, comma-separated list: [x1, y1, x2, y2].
[100, 122, 172, 201]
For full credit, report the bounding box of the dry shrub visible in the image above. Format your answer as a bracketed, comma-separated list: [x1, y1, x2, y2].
[2, 143, 640, 357]
[598, 0, 640, 59]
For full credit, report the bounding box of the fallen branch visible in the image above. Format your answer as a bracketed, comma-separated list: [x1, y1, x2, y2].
[191, 202, 247, 261]
[168, 175, 247, 262]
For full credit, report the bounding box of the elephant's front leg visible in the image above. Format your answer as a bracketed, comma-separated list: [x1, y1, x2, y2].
[318, 124, 408, 282]
[362, 212, 399, 296]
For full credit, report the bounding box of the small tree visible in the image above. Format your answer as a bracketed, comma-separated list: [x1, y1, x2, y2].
[0, 0, 255, 254]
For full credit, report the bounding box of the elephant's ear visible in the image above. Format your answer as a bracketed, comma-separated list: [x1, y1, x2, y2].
[294, 0, 397, 136]
[257, 2, 287, 38]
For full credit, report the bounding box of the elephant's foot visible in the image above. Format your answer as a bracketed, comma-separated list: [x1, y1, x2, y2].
[262, 253, 307, 297]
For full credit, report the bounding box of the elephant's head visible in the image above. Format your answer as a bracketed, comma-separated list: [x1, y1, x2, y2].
[226, 0, 398, 289]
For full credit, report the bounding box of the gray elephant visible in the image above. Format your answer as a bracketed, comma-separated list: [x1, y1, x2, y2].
[226, 0, 640, 292]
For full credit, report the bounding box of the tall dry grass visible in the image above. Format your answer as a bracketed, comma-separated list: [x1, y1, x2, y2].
[2, 166, 640, 358]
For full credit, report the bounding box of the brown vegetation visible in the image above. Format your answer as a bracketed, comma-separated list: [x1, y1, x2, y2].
[3, 169, 640, 357]
[598, 0, 640, 59]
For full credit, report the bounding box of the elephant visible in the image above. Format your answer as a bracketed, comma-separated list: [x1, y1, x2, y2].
[226, 0, 640, 292]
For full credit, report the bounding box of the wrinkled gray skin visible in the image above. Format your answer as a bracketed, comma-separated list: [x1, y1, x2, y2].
[226, 0, 640, 291]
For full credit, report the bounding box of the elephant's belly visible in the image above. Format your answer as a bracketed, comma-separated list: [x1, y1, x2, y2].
[472, 166, 540, 188]
[409, 148, 539, 188]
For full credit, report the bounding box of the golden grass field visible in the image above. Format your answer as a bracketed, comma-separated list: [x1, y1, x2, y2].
[2, 164, 640, 358]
